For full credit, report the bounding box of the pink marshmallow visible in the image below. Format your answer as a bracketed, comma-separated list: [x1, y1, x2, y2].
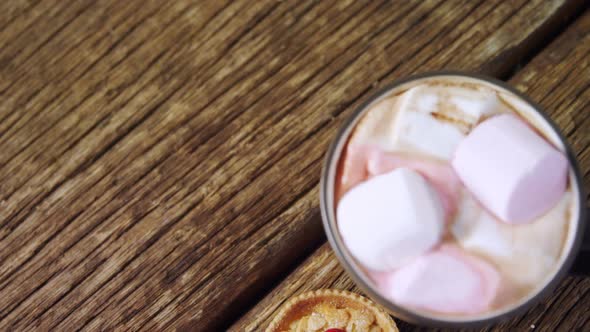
[371, 245, 500, 314]
[367, 149, 462, 221]
[452, 114, 568, 224]
[337, 145, 461, 221]
[336, 144, 378, 199]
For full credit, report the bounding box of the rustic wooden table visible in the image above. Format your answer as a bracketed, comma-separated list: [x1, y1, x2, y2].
[0, 0, 589, 331]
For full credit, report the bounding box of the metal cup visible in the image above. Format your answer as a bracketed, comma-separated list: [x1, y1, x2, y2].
[320, 71, 588, 328]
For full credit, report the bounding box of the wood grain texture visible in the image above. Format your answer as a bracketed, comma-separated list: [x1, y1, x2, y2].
[231, 10, 590, 332]
[0, 0, 586, 331]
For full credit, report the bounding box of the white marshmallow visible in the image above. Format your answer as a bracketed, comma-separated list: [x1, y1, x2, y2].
[399, 85, 499, 125]
[389, 85, 502, 160]
[448, 90, 499, 124]
[391, 111, 465, 161]
[452, 192, 571, 287]
[349, 97, 398, 149]
[338, 168, 444, 271]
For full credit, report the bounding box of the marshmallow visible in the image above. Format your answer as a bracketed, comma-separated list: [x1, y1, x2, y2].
[447, 89, 500, 125]
[338, 168, 444, 271]
[389, 86, 502, 160]
[348, 97, 398, 149]
[452, 192, 571, 287]
[337, 145, 461, 219]
[337, 144, 373, 199]
[452, 114, 568, 223]
[371, 245, 500, 314]
[366, 149, 461, 220]
[391, 110, 465, 161]
[400, 85, 500, 127]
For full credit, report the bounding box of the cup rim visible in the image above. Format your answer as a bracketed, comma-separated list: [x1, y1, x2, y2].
[319, 70, 587, 328]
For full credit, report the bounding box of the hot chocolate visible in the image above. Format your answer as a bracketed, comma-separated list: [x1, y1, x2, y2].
[335, 76, 579, 318]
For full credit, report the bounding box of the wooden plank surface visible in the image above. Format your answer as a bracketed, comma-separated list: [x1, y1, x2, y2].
[0, 0, 586, 331]
[232, 10, 590, 332]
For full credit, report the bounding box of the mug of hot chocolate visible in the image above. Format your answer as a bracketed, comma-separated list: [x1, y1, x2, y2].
[320, 72, 588, 327]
